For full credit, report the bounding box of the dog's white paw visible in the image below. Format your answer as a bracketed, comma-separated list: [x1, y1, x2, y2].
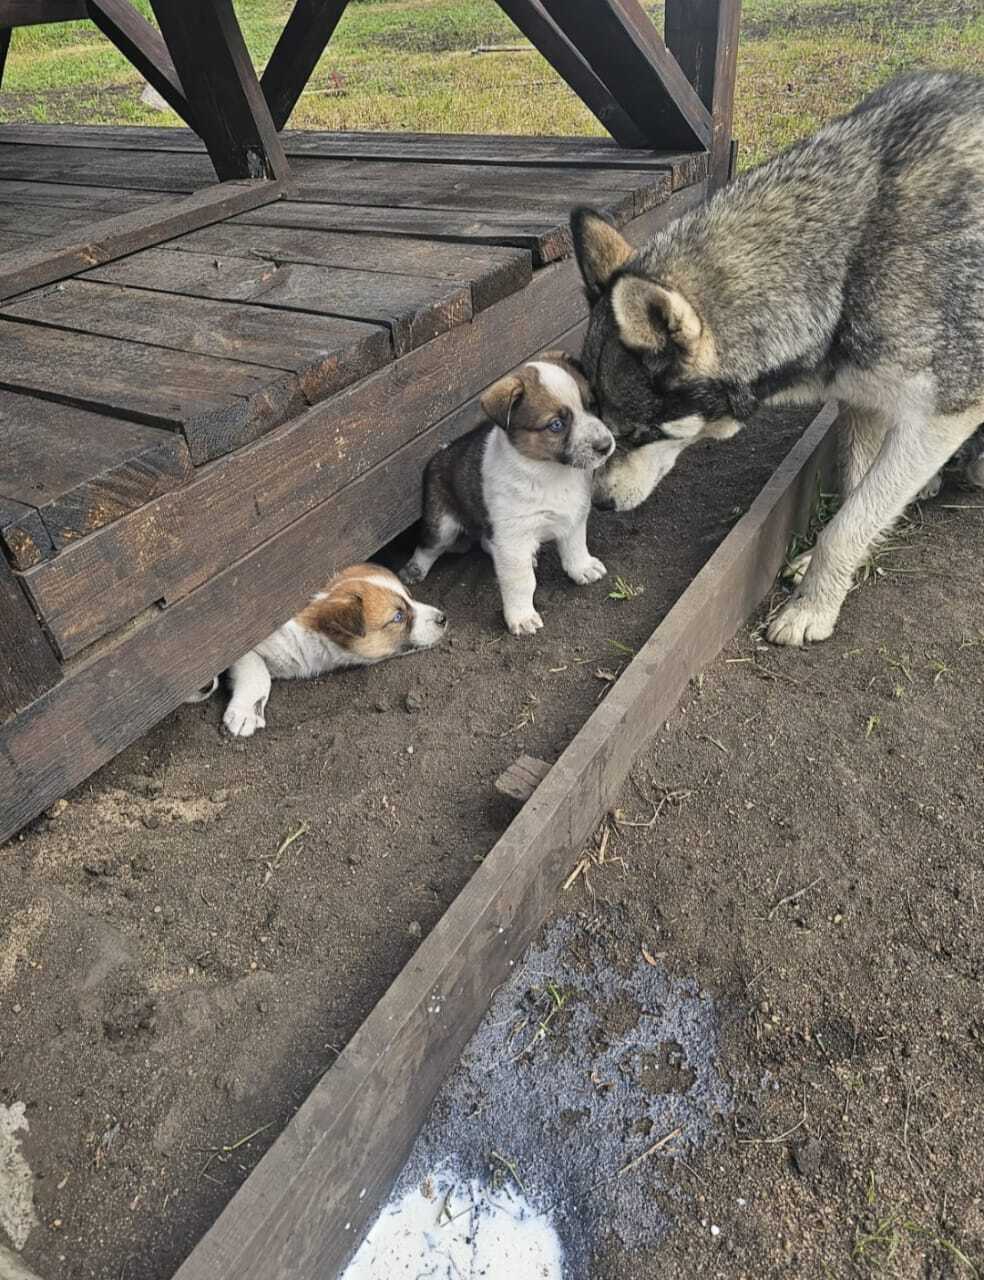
[223, 701, 266, 737]
[916, 473, 943, 502]
[566, 556, 607, 585]
[782, 550, 813, 587]
[767, 597, 838, 648]
[506, 609, 544, 637]
[593, 465, 649, 513]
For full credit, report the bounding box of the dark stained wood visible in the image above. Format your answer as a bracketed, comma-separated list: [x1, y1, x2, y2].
[0, 179, 285, 302]
[0, 319, 306, 467]
[0, 554, 61, 723]
[20, 185, 704, 662]
[0, 142, 216, 191]
[261, 0, 349, 131]
[3, 280, 391, 406]
[493, 0, 648, 147]
[539, 0, 712, 150]
[149, 0, 288, 181]
[0, 124, 710, 190]
[665, 0, 741, 190]
[0, 1, 84, 23]
[85, 245, 473, 357]
[0, 496, 54, 570]
[0, 391, 194, 552]
[0, 178, 164, 212]
[162, 404, 839, 1280]
[0, 29, 10, 89]
[87, 0, 195, 132]
[169, 223, 533, 313]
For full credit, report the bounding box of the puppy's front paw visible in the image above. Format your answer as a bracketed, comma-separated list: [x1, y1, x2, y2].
[399, 558, 426, 586]
[506, 608, 544, 637]
[566, 556, 607, 585]
[766, 597, 838, 648]
[223, 701, 266, 738]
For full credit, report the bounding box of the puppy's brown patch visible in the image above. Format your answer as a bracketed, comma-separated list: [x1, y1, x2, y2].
[481, 355, 591, 463]
[299, 563, 412, 661]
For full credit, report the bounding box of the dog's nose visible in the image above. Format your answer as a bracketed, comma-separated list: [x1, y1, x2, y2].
[594, 439, 614, 457]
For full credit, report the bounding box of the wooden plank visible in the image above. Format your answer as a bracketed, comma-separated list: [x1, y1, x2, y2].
[0, 1, 84, 24]
[0, 496, 54, 570]
[0, 28, 10, 89]
[0, 390, 194, 552]
[149, 0, 289, 181]
[494, 754, 552, 804]
[665, 0, 741, 191]
[237, 200, 577, 267]
[0, 319, 305, 466]
[85, 246, 473, 357]
[168, 223, 533, 313]
[0, 179, 165, 212]
[165, 402, 839, 1280]
[0, 143, 215, 190]
[22, 182, 707, 659]
[0, 124, 710, 189]
[261, 0, 350, 131]
[3, 280, 390, 404]
[0, 179, 285, 302]
[0, 553, 60, 724]
[493, 0, 647, 147]
[539, 0, 712, 151]
[88, 0, 195, 131]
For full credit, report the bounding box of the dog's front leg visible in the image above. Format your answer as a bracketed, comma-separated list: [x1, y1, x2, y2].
[557, 518, 606, 585]
[490, 538, 541, 636]
[769, 410, 979, 646]
[593, 442, 682, 512]
[224, 651, 272, 737]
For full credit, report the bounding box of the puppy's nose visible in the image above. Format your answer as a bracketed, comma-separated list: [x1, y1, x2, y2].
[594, 439, 614, 457]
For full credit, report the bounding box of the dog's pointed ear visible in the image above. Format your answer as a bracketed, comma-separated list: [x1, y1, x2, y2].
[571, 207, 634, 302]
[482, 373, 525, 428]
[610, 275, 703, 356]
[312, 591, 365, 641]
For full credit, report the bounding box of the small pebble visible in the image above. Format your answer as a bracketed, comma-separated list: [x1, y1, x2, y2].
[832, 913, 843, 924]
[46, 799, 69, 819]
[142, 814, 160, 830]
[408, 920, 422, 939]
[710, 1224, 721, 1238]
[12, 1003, 21, 1014]
[758, 1000, 770, 1014]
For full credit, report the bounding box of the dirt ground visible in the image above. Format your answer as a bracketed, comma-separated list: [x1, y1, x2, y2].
[1, 408, 813, 1280]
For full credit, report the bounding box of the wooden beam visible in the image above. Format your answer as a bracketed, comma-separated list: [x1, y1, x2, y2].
[493, 0, 648, 148]
[86, 0, 195, 132]
[0, 554, 61, 724]
[0, 1, 85, 24]
[665, 0, 741, 190]
[166, 402, 838, 1280]
[0, 178, 284, 303]
[0, 28, 9, 90]
[538, 0, 712, 151]
[261, 0, 349, 132]
[149, 0, 289, 181]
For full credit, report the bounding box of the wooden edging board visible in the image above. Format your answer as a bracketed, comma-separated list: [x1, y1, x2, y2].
[171, 399, 839, 1280]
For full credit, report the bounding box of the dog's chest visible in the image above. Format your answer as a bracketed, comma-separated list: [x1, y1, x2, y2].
[483, 450, 590, 541]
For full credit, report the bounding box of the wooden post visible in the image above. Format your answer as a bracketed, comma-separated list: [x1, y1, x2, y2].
[0, 556, 61, 723]
[665, 0, 741, 190]
[149, 0, 288, 182]
[87, 0, 196, 131]
[0, 28, 9, 90]
[494, 0, 649, 149]
[261, 0, 350, 132]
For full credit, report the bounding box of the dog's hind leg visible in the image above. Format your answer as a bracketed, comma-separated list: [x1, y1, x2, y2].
[400, 512, 464, 585]
[769, 407, 981, 647]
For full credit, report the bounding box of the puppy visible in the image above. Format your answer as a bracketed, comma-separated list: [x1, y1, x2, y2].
[189, 564, 447, 737]
[400, 352, 615, 636]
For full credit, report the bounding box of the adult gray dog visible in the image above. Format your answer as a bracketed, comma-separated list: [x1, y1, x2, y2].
[570, 71, 983, 646]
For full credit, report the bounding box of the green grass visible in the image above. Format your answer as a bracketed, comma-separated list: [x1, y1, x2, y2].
[0, 0, 981, 159]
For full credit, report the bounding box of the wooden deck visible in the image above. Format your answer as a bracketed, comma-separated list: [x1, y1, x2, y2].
[0, 125, 709, 841]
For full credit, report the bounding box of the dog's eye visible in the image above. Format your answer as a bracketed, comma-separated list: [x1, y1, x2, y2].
[392, 609, 405, 624]
[546, 418, 565, 434]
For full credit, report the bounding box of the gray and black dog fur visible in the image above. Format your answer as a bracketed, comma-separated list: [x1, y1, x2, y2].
[571, 70, 984, 646]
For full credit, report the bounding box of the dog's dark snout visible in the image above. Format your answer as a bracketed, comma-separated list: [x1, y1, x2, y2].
[594, 440, 612, 456]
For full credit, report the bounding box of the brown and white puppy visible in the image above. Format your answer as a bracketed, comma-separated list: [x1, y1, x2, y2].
[400, 352, 615, 636]
[189, 564, 447, 737]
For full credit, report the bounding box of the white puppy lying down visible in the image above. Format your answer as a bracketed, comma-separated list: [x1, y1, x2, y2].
[188, 563, 447, 737]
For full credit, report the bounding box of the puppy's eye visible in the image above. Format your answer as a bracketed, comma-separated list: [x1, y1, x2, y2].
[546, 418, 565, 434]
[392, 609, 405, 624]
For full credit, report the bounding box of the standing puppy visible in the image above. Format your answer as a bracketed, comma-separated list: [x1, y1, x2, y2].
[190, 564, 447, 737]
[401, 353, 614, 636]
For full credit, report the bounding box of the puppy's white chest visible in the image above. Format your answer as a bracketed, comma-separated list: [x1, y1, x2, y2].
[485, 459, 590, 542]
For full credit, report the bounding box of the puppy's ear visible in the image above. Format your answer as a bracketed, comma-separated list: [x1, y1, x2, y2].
[312, 592, 365, 641]
[481, 373, 525, 429]
[610, 275, 703, 357]
[571, 207, 634, 302]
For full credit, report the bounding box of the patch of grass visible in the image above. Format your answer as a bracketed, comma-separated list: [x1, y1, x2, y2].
[608, 576, 645, 602]
[1, 0, 979, 145]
